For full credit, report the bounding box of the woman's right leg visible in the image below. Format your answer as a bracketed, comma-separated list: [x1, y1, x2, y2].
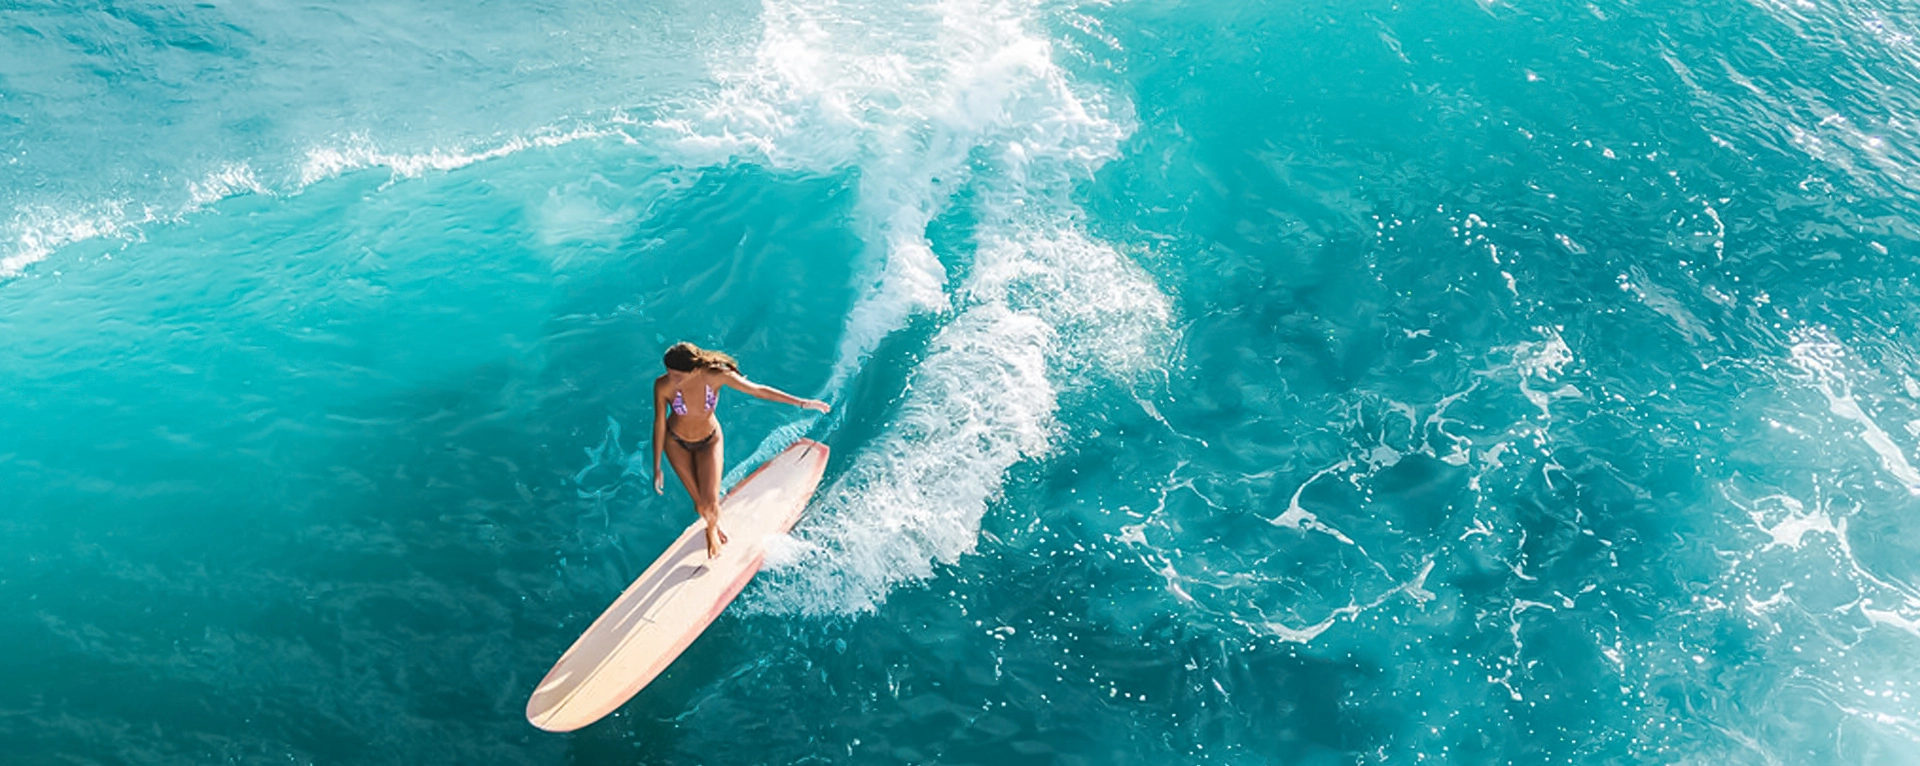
[662, 439, 721, 557]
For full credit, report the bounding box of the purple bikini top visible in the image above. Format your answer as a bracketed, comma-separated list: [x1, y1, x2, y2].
[670, 384, 717, 416]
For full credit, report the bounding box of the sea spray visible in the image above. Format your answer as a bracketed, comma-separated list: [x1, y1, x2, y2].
[657, 0, 1169, 614]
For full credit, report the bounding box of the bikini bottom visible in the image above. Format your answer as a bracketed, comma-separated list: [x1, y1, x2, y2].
[670, 430, 716, 452]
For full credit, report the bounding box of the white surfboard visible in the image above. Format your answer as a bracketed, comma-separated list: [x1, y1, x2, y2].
[526, 438, 830, 732]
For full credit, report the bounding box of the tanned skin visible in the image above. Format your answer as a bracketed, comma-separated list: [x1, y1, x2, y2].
[653, 368, 828, 558]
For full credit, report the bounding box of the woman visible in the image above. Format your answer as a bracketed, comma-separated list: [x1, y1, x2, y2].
[652, 342, 830, 558]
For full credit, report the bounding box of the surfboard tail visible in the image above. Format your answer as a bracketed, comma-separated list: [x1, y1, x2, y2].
[525, 439, 829, 732]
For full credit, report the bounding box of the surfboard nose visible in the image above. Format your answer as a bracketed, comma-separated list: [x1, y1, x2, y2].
[526, 707, 565, 732]
[526, 671, 577, 731]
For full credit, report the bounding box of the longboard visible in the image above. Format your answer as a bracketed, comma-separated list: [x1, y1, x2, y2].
[526, 438, 830, 732]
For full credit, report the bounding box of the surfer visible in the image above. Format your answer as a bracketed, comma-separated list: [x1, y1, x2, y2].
[653, 342, 830, 558]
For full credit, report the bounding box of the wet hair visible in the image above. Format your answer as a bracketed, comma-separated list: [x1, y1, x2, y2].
[662, 342, 739, 374]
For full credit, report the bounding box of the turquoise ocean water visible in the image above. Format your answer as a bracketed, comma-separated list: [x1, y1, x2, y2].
[6, 0, 1920, 762]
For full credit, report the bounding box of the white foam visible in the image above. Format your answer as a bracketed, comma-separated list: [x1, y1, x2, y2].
[1746, 494, 1839, 549]
[6, 165, 266, 277]
[1265, 613, 1343, 643]
[755, 304, 1057, 614]
[1788, 327, 1920, 493]
[1261, 559, 1445, 644]
[1503, 327, 1582, 418]
[759, 533, 815, 570]
[655, 0, 1001, 389]
[670, 0, 1167, 614]
[1863, 606, 1920, 638]
[2, 125, 621, 279]
[1403, 558, 1438, 604]
[761, 221, 1167, 616]
[187, 163, 272, 208]
[0, 206, 141, 277]
[1270, 459, 1360, 545]
[297, 126, 618, 188]
[654, 0, 1132, 387]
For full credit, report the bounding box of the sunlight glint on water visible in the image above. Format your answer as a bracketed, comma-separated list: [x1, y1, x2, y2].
[4, 0, 1920, 763]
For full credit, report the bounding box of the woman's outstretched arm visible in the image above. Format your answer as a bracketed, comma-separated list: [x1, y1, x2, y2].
[720, 371, 830, 412]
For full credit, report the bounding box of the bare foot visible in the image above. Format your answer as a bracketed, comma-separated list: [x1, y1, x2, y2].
[705, 526, 726, 559]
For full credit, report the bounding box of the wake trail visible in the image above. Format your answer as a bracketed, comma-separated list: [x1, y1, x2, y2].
[656, 0, 1170, 615]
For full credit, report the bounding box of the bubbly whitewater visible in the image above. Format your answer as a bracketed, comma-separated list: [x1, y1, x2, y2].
[5, 0, 1920, 763]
